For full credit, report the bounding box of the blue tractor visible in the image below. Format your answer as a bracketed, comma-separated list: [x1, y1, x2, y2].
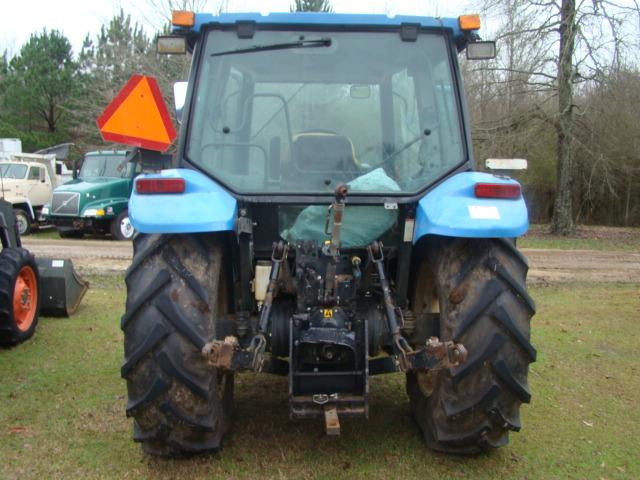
[121, 11, 535, 456]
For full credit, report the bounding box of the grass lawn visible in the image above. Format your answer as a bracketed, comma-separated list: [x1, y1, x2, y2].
[1, 277, 639, 479]
[28, 227, 60, 240]
[29, 228, 114, 241]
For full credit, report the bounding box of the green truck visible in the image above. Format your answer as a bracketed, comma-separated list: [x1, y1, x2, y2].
[42, 150, 137, 240]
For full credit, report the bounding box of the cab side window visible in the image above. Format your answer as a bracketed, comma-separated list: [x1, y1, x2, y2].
[28, 166, 42, 180]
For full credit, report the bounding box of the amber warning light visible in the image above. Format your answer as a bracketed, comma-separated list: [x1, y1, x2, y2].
[172, 10, 195, 27]
[459, 14, 481, 31]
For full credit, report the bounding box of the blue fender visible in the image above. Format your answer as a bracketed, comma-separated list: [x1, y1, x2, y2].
[413, 171, 529, 242]
[129, 169, 237, 234]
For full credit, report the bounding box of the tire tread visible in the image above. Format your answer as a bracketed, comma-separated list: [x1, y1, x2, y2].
[0, 248, 40, 347]
[407, 237, 535, 454]
[122, 233, 231, 456]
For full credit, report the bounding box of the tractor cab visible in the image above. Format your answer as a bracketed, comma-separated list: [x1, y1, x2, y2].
[185, 26, 465, 197]
[120, 12, 534, 457]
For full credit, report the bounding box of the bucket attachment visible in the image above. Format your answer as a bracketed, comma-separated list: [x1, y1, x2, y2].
[36, 258, 89, 317]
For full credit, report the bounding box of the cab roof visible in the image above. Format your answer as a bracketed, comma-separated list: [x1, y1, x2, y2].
[180, 12, 466, 40]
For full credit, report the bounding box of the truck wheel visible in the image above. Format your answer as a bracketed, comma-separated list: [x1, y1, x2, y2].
[0, 248, 40, 346]
[57, 229, 84, 239]
[111, 210, 135, 241]
[122, 233, 233, 456]
[407, 238, 536, 453]
[13, 209, 31, 236]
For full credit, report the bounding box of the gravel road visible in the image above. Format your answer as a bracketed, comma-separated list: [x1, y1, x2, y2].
[21, 237, 640, 284]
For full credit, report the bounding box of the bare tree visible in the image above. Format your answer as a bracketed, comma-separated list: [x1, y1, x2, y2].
[574, 69, 640, 226]
[469, 0, 640, 233]
[553, 0, 578, 234]
[290, 0, 333, 13]
[134, 0, 228, 33]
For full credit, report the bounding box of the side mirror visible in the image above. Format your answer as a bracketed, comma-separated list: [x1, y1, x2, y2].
[72, 160, 78, 179]
[173, 81, 188, 124]
[467, 41, 497, 60]
[157, 35, 187, 55]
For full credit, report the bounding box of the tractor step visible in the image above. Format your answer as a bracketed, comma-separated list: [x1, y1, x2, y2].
[324, 404, 340, 436]
[292, 393, 366, 435]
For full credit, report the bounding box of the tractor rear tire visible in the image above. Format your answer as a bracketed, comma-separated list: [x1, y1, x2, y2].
[0, 248, 40, 346]
[121, 233, 233, 456]
[407, 238, 536, 453]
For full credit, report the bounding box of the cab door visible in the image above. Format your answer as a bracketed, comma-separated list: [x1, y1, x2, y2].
[27, 166, 51, 207]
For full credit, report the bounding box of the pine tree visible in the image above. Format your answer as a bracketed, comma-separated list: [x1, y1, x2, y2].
[74, 9, 152, 146]
[0, 30, 78, 149]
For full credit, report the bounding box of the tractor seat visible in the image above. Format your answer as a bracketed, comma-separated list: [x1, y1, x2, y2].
[291, 133, 359, 187]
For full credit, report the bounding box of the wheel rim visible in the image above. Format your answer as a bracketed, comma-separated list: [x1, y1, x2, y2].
[414, 263, 440, 397]
[16, 214, 28, 236]
[216, 263, 233, 416]
[13, 265, 37, 332]
[120, 216, 134, 239]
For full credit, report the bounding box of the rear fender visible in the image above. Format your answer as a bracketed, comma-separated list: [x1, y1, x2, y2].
[413, 171, 528, 242]
[129, 169, 237, 234]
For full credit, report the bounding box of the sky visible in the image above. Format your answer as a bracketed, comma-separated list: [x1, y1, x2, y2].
[0, 0, 471, 56]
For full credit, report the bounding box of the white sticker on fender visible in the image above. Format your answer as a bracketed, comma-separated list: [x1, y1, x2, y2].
[468, 205, 500, 220]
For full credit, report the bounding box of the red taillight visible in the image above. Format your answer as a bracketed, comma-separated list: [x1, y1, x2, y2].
[136, 178, 186, 194]
[474, 182, 521, 199]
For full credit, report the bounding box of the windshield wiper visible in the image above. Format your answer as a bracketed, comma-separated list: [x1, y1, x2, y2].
[211, 38, 331, 57]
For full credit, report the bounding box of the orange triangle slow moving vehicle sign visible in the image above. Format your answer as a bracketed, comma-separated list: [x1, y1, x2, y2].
[97, 75, 177, 152]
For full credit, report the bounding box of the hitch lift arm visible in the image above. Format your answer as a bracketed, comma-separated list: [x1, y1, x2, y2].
[367, 241, 467, 372]
[203, 241, 288, 372]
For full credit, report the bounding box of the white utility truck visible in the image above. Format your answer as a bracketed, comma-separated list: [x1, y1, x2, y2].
[0, 139, 73, 235]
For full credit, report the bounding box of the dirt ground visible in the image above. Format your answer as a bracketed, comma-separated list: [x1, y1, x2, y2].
[525, 223, 640, 242]
[522, 248, 640, 284]
[23, 238, 132, 274]
[21, 237, 640, 284]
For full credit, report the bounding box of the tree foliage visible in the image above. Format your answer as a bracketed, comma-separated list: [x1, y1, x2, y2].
[573, 69, 640, 226]
[0, 9, 192, 153]
[0, 30, 78, 150]
[1, 4, 639, 227]
[465, 0, 640, 230]
[290, 0, 333, 13]
[72, 10, 152, 145]
[0, 51, 7, 76]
